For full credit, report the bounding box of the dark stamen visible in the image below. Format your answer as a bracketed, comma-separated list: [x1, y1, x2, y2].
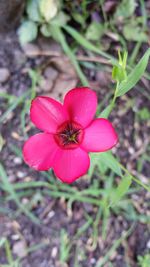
[54, 121, 84, 149]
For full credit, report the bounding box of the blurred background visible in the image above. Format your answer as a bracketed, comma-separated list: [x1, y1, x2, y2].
[0, 0, 150, 266]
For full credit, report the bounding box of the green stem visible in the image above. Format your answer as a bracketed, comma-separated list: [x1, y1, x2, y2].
[103, 81, 119, 118]
[112, 81, 119, 106]
[5, 239, 14, 264]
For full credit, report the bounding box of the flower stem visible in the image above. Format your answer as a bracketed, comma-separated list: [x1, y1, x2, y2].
[111, 81, 119, 109]
[103, 81, 119, 118]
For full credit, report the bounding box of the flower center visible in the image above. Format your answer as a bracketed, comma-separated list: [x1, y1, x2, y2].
[54, 121, 84, 149]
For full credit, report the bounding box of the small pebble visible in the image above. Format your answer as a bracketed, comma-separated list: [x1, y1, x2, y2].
[11, 234, 20, 241]
[51, 247, 58, 258]
[13, 157, 22, 165]
[44, 67, 58, 81]
[13, 240, 27, 258]
[17, 171, 25, 179]
[48, 210, 55, 218]
[147, 240, 150, 249]
[0, 68, 10, 83]
[90, 258, 96, 264]
[128, 147, 134, 154]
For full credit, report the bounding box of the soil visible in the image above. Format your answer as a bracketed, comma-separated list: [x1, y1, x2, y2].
[0, 32, 150, 267]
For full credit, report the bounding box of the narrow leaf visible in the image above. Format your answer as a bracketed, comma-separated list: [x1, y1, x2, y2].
[99, 104, 112, 118]
[0, 164, 40, 224]
[117, 48, 150, 96]
[98, 151, 122, 176]
[51, 25, 88, 86]
[109, 175, 132, 207]
[63, 25, 114, 61]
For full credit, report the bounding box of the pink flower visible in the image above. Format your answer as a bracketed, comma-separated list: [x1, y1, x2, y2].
[23, 87, 118, 183]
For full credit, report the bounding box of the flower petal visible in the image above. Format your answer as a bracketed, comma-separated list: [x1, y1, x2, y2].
[81, 118, 118, 152]
[63, 87, 97, 127]
[23, 133, 58, 171]
[30, 96, 68, 133]
[53, 148, 90, 183]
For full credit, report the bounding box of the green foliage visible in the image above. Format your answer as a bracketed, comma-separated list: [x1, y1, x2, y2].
[63, 25, 114, 60]
[89, 151, 123, 178]
[137, 107, 150, 121]
[18, 20, 38, 44]
[99, 104, 112, 119]
[110, 176, 132, 207]
[138, 254, 150, 267]
[116, 48, 150, 97]
[0, 90, 31, 124]
[113, 0, 148, 43]
[18, 0, 69, 44]
[85, 21, 105, 41]
[2, 2, 150, 266]
[0, 163, 40, 224]
[98, 151, 123, 177]
[72, 12, 86, 28]
[51, 24, 88, 85]
[123, 19, 148, 42]
[112, 50, 127, 83]
[40, 23, 52, 37]
[60, 229, 71, 263]
[95, 226, 134, 267]
[27, 0, 42, 22]
[39, 0, 58, 22]
[0, 238, 20, 267]
[115, 0, 137, 18]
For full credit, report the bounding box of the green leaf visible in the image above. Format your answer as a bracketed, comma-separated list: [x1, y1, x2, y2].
[88, 154, 98, 178]
[39, 0, 57, 22]
[116, 48, 150, 97]
[115, 0, 137, 18]
[112, 65, 127, 83]
[110, 176, 132, 206]
[18, 21, 38, 44]
[138, 254, 150, 267]
[99, 104, 112, 119]
[112, 50, 128, 83]
[51, 11, 70, 26]
[123, 22, 148, 42]
[63, 25, 114, 61]
[27, 0, 42, 22]
[50, 25, 88, 85]
[137, 107, 150, 121]
[60, 229, 71, 263]
[85, 22, 104, 41]
[88, 153, 108, 177]
[89, 153, 110, 177]
[97, 158, 108, 175]
[0, 237, 6, 247]
[72, 12, 85, 27]
[40, 24, 52, 37]
[98, 151, 122, 176]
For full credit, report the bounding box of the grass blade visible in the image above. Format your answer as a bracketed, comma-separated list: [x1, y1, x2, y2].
[63, 25, 115, 61]
[0, 164, 40, 224]
[51, 25, 89, 85]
